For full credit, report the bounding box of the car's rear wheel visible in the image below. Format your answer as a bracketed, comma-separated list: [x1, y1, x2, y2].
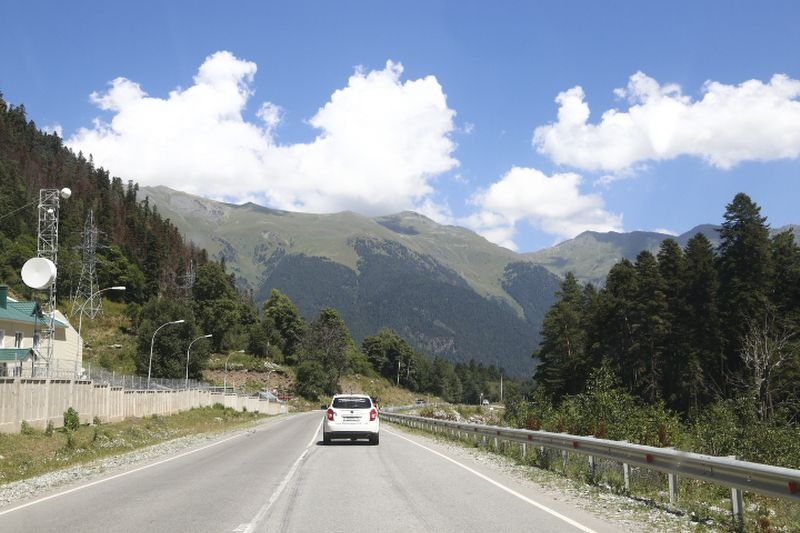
[323, 432, 331, 445]
[369, 433, 379, 445]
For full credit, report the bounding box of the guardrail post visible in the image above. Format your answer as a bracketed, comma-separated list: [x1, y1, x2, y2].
[623, 463, 630, 491]
[588, 455, 596, 479]
[731, 487, 744, 531]
[728, 454, 744, 531]
[522, 442, 527, 458]
[668, 473, 678, 505]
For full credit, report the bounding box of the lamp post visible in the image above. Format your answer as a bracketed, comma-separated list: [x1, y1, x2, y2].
[186, 334, 212, 389]
[224, 350, 245, 393]
[76, 286, 125, 376]
[147, 319, 185, 389]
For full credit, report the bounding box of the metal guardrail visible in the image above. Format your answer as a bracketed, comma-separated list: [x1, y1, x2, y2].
[381, 411, 800, 525]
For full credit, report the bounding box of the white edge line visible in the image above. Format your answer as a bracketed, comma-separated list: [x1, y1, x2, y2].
[386, 428, 599, 533]
[0, 431, 247, 517]
[241, 418, 322, 533]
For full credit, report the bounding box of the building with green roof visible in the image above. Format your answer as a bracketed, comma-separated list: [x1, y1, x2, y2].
[0, 284, 77, 378]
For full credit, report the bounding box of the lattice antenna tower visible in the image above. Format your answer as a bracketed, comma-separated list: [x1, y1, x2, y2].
[180, 260, 196, 292]
[71, 210, 101, 318]
[35, 188, 63, 368]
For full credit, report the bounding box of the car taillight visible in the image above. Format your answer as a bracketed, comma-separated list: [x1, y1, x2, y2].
[327, 408, 335, 421]
[370, 408, 377, 421]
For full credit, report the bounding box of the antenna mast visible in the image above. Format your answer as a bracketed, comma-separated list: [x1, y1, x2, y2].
[35, 189, 62, 372]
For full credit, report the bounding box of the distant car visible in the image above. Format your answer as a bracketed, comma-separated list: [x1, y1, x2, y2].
[257, 390, 280, 401]
[414, 399, 426, 406]
[323, 394, 380, 445]
[482, 399, 490, 405]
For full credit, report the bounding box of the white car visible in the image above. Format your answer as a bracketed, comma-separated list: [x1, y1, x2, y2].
[323, 394, 380, 445]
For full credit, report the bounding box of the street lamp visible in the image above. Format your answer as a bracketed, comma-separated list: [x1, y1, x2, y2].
[186, 334, 212, 389]
[147, 319, 185, 389]
[76, 286, 126, 374]
[224, 350, 245, 393]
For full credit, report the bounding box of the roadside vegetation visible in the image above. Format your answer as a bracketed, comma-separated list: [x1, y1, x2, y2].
[0, 405, 265, 485]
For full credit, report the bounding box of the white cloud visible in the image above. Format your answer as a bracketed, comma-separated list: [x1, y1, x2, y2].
[67, 52, 458, 216]
[464, 166, 623, 250]
[533, 72, 800, 173]
[43, 123, 63, 137]
[653, 228, 678, 236]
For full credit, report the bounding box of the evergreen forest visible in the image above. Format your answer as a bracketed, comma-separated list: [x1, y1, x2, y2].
[521, 194, 800, 465]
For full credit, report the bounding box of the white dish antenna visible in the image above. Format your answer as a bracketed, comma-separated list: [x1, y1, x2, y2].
[21, 257, 57, 290]
[60, 187, 72, 199]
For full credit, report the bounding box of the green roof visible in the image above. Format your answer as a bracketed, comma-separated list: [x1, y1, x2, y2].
[0, 302, 67, 329]
[0, 348, 34, 362]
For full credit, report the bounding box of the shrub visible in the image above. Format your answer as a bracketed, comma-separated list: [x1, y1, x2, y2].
[20, 420, 35, 435]
[45, 420, 54, 436]
[63, 407, 80, 432]
[507, 364, 684, 448]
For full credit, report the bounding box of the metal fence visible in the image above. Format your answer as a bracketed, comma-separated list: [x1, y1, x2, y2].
[85, 367, 218, 391]
[0, 365, 241, 393]
[381, 411, 800, 527]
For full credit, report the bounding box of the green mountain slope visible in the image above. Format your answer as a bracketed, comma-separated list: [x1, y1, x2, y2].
[140, 186, 560, 376]
[524, 223, 797, 286]
[139, 186, 797, 374]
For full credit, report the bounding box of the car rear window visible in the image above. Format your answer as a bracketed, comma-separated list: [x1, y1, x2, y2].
[332, 397, 372, 409]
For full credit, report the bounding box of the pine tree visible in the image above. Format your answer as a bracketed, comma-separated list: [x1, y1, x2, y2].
[631, 250, 668, 402]
[534, 272, 588, 399]
[591, 260, 638, 393]
[717, 193, 773, 388]
[683, 233, 722, 409]
[656, 239, 690, 410]
[770, 229, 800, 323]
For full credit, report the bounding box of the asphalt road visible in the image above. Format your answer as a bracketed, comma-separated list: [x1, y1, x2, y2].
[0, 411, 626, 533]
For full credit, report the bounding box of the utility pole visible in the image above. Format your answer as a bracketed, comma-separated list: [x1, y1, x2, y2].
[71, 210, 101, 318]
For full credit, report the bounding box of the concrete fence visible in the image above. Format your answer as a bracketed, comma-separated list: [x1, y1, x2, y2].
[0, 377, 286, 433]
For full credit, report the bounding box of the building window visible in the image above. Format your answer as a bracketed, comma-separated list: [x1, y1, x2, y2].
[0, 329, 4, 348]
[33, 331, 41, 348]
[14, 331, 23, 348]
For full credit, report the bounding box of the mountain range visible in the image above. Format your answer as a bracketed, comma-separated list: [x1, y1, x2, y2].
[139, 186, 797, 376]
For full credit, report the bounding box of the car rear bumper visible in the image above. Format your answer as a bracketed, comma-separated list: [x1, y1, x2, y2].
[323, 421, 379, 438]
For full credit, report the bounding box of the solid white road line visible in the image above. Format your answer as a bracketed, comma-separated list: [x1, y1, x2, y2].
[385, 428, 599, 533]
[240, 419, 322, 533]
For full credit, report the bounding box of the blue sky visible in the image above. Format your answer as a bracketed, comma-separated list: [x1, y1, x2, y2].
[2, 1, 799, 252]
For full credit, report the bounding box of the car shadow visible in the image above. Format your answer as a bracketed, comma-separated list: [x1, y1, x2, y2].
[316, 440, 374, 446]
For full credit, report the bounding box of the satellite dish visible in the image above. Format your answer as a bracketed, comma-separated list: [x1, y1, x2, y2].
[21, 258, 57, 290]
[60, 187, 72, 199]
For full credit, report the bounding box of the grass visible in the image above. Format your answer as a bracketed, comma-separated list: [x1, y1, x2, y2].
[0, 405, 267, 485]
[69, 299, 138, 374]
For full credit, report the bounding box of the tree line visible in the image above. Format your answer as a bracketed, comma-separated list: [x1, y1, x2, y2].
[132, 259, 508, 403]
[534, 193, 800, 423]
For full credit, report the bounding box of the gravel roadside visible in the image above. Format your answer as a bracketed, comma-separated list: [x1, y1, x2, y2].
[0, 432, 220, 509]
